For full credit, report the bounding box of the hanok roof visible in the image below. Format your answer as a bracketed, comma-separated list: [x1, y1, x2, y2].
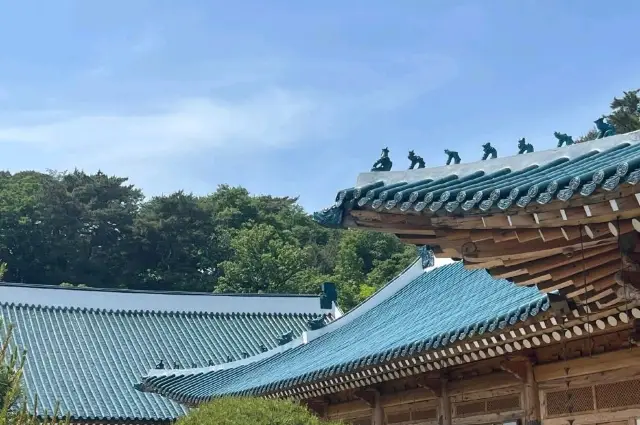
[137, 258, 550, 405]
[0, 283, 337, 422]
[314, 131, 640, 311]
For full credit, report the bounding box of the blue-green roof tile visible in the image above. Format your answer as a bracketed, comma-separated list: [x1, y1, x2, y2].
[0, 284, 335, 421]
[314, 131, 640, 227]
[138, 260, 549, 404]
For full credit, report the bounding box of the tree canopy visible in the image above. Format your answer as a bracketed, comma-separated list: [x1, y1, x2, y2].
[0, 87, 637, 311]
[576, 88, 640, 142]
[0, 173, 414, 310]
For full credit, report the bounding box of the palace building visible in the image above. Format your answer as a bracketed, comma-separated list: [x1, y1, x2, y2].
[0, 283, 340, 424]
[138, 130, 640, 425]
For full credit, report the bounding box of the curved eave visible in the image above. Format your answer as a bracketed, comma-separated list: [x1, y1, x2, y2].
[137, 296, 550, 405]
[136, 260, 551, 405]
[314, 131, 640, 227]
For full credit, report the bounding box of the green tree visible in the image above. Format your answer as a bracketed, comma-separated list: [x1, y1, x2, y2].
[176, 397, 343, 425]
[578, 88, 640, 143]
[132, 191, 224, 291]
[0, 174, 415, 311]
[609, 89, 640, 134]
[216, 223, 314, 294]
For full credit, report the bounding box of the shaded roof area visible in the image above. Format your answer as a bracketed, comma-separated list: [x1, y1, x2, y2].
[0, 283, 334, 422]
[314, 130, 640, 226]
[0, 282, 337, 316]
[137, 260, 549, 405]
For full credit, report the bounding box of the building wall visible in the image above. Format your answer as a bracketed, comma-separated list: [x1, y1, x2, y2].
[324, 347, 640, 425]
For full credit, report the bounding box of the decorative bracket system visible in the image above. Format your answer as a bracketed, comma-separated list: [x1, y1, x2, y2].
[354, 388, 379, 407]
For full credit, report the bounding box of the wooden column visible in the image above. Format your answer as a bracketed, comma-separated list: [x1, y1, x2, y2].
[440, 376, 452, 425]
[372, 390, 385, 425]
[524, 360, 541, 425]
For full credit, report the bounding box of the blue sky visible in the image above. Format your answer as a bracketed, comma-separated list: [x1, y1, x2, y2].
[0, 0, 638, 212]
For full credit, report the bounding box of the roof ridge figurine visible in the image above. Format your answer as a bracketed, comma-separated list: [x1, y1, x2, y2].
[444, 149, 461, 165]
[408, 150, 425, 169]
[371, 147, 392, 172]
[517, 138, 533, 154]
[481, 142, 497, 160]
[554, 131, 574, 147]
[595, 117, 616, 139]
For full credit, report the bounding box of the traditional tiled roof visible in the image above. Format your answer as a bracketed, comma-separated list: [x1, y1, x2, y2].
[137, 259, 549, 405]
[314, 131, 640, 226]
[0, 284, 336, 422]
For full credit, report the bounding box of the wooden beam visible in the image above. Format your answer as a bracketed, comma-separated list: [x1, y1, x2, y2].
[463, 236, 616, 263]
[372, 390, 384, 425]
[500, 360, 527, 381]
[615, 270, 640, 291]
[533, 346, 640, 382]
[523, 360, 541, 425]
[353, 389, 377, 407]
[507, 247, 619, 285]
[537, 259, 621, 292]
[439, 376, 451, 425]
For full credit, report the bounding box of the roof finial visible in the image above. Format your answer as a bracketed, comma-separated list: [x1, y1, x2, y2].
[241, 351, 250, 359]
[554, 132, 574, 147]
[155, 360, 164, 369]
[320, 282, 337, 310]
[444, 149, 461, 165]
[173, 361, 180, 369]
[371, 148, 392, 172]
[259, 343, 268, 352]
[208, 359, 214, 366]
[408, 150, 425, 169]
[481, 143, 497, 160]
[595, 116, 616, 139]
[277, 330, 294, 346]
[517, 138, 533, 154]
[226, 355, 233, 363]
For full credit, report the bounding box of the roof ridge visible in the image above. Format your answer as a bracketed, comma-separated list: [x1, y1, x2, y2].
[0, 302, 330, 317]
[0, 282, 321, 298]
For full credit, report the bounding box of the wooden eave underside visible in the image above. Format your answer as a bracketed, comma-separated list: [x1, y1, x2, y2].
[345, 185, 640, 311]
[258, 305, 640, 402]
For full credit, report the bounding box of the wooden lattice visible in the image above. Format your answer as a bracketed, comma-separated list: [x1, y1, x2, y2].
[596, 379, 640, 409]
[546, 387, 594, 416]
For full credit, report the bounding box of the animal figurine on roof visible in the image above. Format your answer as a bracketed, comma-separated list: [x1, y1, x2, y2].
[371, 147, 393, 172]
[408, 150, 425, 169]
[481, 143, 497, 160]
[595, 117, 616, 139]
[444, 149, 461, 165]
[517, 138, 534, 154]
[554, 132, 574, 147]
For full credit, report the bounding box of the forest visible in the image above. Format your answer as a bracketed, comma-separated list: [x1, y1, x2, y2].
[0, 89, 638, 310]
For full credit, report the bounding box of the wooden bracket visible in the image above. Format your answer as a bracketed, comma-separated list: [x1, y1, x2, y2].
[500, 359, 529, 381]
[615, 270, 640, 291]
[415, 376, 442, 397]
[354, 389, 378, 407]
[301, 399, 327, 417]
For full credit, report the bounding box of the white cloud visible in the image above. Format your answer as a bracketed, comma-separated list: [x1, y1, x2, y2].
[0, 89, 319, 163]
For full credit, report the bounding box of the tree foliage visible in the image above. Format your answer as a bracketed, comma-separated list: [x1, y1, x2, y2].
[578, 88, 640, 143]
[0, 173, 413, 310]
[1, 87, 637, 311]
[176, 397, 343, 425]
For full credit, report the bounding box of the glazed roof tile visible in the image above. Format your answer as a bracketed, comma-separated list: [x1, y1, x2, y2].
[137, 260, 549, 404]
[314, 131, 640, 226]
[0, 284, 333, 421]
